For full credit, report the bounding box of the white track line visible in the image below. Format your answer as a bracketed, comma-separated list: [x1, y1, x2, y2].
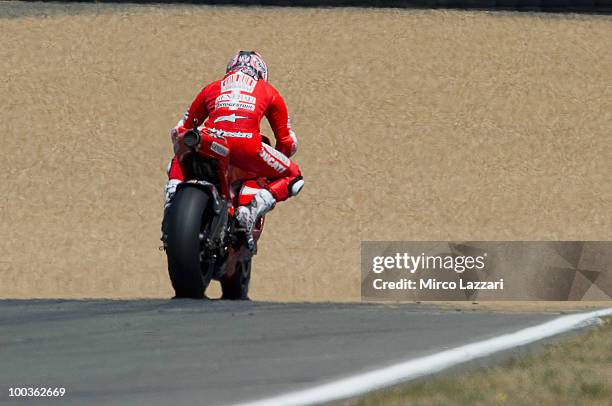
[232, 308, 612, 406]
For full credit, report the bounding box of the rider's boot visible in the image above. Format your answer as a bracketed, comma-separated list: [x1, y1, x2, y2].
[235, 189, 276, 252]
[161, 179, 182, 243]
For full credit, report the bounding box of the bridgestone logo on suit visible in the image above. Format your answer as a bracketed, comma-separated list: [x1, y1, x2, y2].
[216, 101, 256, 111]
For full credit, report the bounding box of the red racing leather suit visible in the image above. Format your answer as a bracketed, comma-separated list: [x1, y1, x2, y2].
[168, 70, 302, 202]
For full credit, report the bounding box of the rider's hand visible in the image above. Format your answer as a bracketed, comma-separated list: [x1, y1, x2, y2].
[170, 125, 188, 142]
[277, 130, 298, 158]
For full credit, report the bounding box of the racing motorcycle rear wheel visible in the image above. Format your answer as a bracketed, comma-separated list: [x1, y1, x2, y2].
[164, 186, 213, 299]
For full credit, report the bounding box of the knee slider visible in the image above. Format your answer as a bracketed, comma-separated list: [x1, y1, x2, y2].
[288, 176, 304, 197]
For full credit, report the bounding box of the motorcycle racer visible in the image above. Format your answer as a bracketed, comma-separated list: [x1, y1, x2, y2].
[164, 51, 304, 241]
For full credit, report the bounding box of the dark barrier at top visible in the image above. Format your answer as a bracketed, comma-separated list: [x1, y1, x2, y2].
[84, 0, 612, 13]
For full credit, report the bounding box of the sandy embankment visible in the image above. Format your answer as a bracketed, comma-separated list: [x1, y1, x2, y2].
[1, 6, 611, 302]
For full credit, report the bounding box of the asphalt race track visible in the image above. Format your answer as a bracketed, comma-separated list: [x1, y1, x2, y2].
[0, 300, 568, 405]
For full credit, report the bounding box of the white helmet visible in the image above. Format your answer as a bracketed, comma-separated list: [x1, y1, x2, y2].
[226, 50, 269, 82]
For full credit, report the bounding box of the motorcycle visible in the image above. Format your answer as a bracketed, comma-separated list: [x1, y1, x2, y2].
[161, 120, 268, 300]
